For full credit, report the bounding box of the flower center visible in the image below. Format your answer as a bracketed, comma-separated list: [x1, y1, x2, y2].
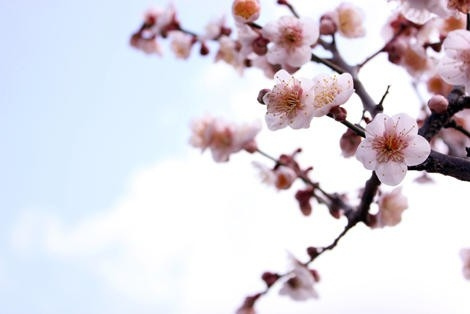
[280, 26, 302, 48]
[314, 77, 340, 108]
[372, 132, 408, 163]
[211, 127, 233, 149]
[268, 81, 303, 117]
[286, 276, 301, 289]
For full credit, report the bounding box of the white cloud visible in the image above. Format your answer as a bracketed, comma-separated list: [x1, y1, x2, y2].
[10, 147, 470, 313]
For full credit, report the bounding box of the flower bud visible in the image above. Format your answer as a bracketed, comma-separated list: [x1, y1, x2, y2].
[427, 94, 449, 113]
[329, 106, 347, 121]
[261, 271, 280, 287]
[232, 0, 260, 23]
[340, 128, 361, 157]
[257, 88, 270, 104]
[306, 246, 320, 259]
[319, 14, 337, 35]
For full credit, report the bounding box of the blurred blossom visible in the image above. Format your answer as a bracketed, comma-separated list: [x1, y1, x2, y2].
[460, 248, 470, 280]
[279, 257, 319, 301]
[169, 31, 194, 59]
[332, 2, 366, 38]
[391, 0, 450, 24]
[376, 187, 408, 227]
[189, 116, 261, 162]
[437, 29, 470, 93]
[253, 162, 297, 190]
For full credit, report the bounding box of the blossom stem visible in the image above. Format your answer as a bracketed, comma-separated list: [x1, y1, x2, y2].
[278, 0, 300, 18]
[310, 53, 345, 74]
[339, 119, 365, 137]
[357, 23, 408, 69]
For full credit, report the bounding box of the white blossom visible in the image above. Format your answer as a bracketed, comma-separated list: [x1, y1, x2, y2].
[356, 113, 431, 185]
[311, 72, 354, 117]
[279, 258, 318, 301]
[437, 29, 470, 92]
[376, 187, 409, 227]
[263, 70, 316, 130]
[262, 16, 319, 68]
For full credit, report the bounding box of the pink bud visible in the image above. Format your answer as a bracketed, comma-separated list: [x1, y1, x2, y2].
[257, 88, 270, 104]
[427, 94, 449, 113]
[261, 272, 280, 287]
[306, 246, 320, 259]
[340, 128, 361, 157]
[319, 14, 337, 35]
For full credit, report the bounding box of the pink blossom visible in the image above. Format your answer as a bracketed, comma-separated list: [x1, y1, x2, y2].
[279, 257, 319, 301]
[262, 16, 319, 68]
[332, 2, 366, 38]
[392, 0, 450, 24]
[203, 16, 227, 41]
[311, 72, 354, 117]
[189, 116, 261, 162]
[356, 113, 431, 185]
[215, 36, 244, 72]
[376, 187, 409, 227]
[129, 35, 162, 55]
[437, 29, 470, 92]
[460, 248, 470, 280]
[262, 69, 316, 130]
[448, 0, 470, 13]
[169, 31, 194, 59]
[253, 162, 297, 190]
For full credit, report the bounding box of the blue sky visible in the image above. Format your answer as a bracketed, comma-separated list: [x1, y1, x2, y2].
[1, 1, 470, 313]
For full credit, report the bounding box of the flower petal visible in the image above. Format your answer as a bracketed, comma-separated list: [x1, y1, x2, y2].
[375, 162, 407, 186]
[392, 113, 419, 136]
[355, 139, 378, 170]
[403, 135, 431, 166]
[365, 113, 386, 138]
[265, 112, 288, 130]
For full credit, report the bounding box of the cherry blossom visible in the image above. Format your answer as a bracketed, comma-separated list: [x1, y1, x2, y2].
[356, 113, 431, 185]
[448, 0, 470, 13]
[311, 72, 354, 117]
[391, 0, 450, 24]
[169, 31, 194, 59]
[262, 15, 319, 68]
[460, 248, 470, 280]
[279, 258, 319, 301]
[189, 116, 261, 162]
[253, 162, 297, 190]
[331, 2, 366, 38]
[375, 187, 408, 227]
[215, 36, 245, 72]
[262, 69, 316, 130]
[437, 29, 470, 92]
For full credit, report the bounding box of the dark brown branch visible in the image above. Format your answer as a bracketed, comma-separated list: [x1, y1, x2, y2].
[419, 89, 470, 140]
[409, 150, 470, 181]
[445, 120, 470, 138]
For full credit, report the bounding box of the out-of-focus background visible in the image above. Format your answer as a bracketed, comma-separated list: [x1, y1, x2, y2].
[1, 0, 469, 313]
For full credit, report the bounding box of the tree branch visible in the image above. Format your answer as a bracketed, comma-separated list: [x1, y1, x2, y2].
[409, 150, 470, 181]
